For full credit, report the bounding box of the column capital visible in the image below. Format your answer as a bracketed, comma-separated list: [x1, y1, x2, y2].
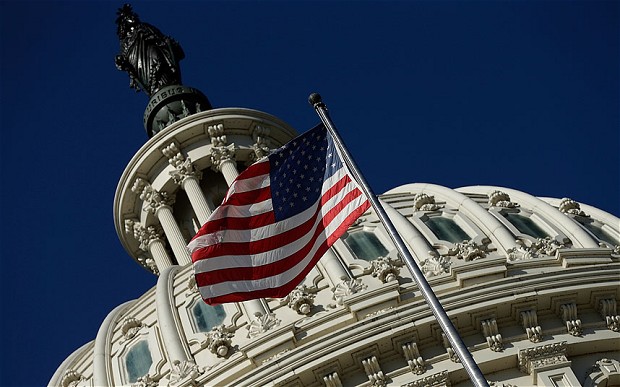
[247, 125, 272, 165]
[210, 143, 236, 172]
[162, 142, 202, 185]
[124, 219, 165, 252]
[131, 178, 175, 214]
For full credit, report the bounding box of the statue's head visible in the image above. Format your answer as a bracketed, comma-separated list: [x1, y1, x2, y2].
[116, 4, 140, 39]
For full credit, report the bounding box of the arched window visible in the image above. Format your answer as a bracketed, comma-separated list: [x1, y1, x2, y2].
[503, 213, 549, 239]
[579, 221, 619, 246]
[125, 340, 152, 383]
[344, 231, 389, 261]
[192, 301, 226, 332]
[424, 217, 470, 244]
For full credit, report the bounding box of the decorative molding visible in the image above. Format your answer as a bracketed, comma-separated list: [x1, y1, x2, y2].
[488, 382, 516, 387]
[262, 349, 290, 364]
[518, 341, 568, 375]
[283, 284, 316, 315]
[203, 324, 234, 357]
[121, 317, 145, 341]
[560, 302, 582, 336]
[207, 123, 226, 146]
[246, 312, 281, 338]
[125, 219, 165, 252]
[162, 142, 202, 185]
[447, 240, 489, 261]
[369, 256, 401, 283]
[401, 371, 449, 387]
[599, 298, 620, 332]
[412, 193, 443, 212]
[332, 278, 367, 306]
[488, 190, 518, 208]
[420, 252, 451, 277]
[558, 197, 588, 217]
[131, 178, 175, 213]
[323, 371, 343, 387]
[442, 334, 460, 363]
[137, 254, 159, 275]
[60, 370, 83, 387]
[402, 342, 426, 375]
[168, 360, 202, 386]
[362, 356, 386, 387]
[186, 276, 198, 295]
[507, 237, 566, 261]
[365, 307, 394, 320]
[585, 358, 620, 387]
[520, 310, 543, 343]
[481, 318, 503, 352]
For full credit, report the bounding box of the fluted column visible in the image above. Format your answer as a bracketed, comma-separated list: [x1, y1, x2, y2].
[319, 247, 354, 287]
[132, 178, 192, 265]
[125, 219, 172, 272]
[162, 142, 214, 225]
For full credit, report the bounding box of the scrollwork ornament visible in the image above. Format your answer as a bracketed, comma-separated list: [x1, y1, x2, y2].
[282, 284, 315, 315]
[332, 278, 367, 306]
[369, 256, 401, 283]
[202, 324, 234, 357]
[412, 193, 443, 212]
[488, 190, 518, 208]
[558, 197, 588, 217]
[60, 370, 83, 387]
[132, 374, 158, 387]
[121, 317, 145, 340]
[447, 240, 488, 261]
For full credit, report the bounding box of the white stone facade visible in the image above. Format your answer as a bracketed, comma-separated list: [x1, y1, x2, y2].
[50, 109, 620, 387]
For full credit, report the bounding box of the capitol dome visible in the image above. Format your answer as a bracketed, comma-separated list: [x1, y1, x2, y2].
[50, 105, 620, 387]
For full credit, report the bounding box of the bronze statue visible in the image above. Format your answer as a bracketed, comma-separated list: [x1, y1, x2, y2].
[115, 4, 184, 96]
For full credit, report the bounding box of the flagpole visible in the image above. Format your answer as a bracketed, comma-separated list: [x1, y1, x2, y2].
[309, 93, 489, 387]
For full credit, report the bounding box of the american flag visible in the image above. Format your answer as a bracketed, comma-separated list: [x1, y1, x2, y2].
[188, 124, 370, 304]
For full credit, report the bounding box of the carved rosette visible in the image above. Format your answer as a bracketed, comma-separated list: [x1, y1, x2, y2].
[447, 240, 489, 261]
[60, 370, 84, 387]
[558, 197, 588, 217]
[162, 143, 202, 185]
[332, 278, 368, 306]
[420, 252, 451, 277]
[520, 310, 543, 343]
[132, 178, 175, 213]
[246, 312, 281, 338]
[283, 284, 315, 315]
[168, 360, 202, 385]
[402, 342, 426, 375]
[362, 356, 386, 387]
[203, 324, 234, 357]
[369, 256, 401, 283]
[488, 190, 518, 208]
[599, 299, 620, 332]
[412, 193, 443, 212]
[481, 318, 503, 352]
[518, 341, 568, 375]
[402, 371, 449, 387]
[560, 303, 582, 336]
[121, 317, 145, 341]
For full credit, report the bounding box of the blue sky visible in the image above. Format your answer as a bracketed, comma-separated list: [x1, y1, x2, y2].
[0, 1, 618, 385]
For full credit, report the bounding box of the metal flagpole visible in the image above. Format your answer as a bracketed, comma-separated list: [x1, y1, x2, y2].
[309, 93, 489, 387]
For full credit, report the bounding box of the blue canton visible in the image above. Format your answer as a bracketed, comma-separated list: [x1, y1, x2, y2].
[269, 124, 343, 222]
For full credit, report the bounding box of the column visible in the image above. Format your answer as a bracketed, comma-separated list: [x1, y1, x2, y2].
[208, 123, 239, 185]
[125, 219, 172, 272]
[132, 178, 192, 266]
[162, 142, 214, 225]
[319, 247, 353, 287]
